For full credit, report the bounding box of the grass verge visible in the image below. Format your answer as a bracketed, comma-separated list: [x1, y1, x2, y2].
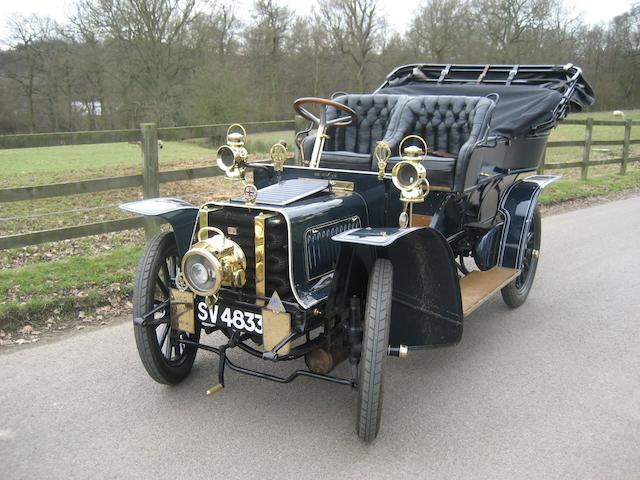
[0, 246, 141, 334]
[539, 169, 640, 204]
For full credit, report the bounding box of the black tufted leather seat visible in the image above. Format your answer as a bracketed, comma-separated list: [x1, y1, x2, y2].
[302, 94, 409, 171]
[300, 94, 494, 189]
[324, 95, 409, 155]
[383, 95, 495, 189]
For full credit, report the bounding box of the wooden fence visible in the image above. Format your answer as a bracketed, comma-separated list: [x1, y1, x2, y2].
[538, 118, 639, 179]
[0, 119, 297, 250]
[0, 117, 638, 251]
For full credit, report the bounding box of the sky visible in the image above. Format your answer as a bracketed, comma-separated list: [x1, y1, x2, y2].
[0, 0, 636, 44]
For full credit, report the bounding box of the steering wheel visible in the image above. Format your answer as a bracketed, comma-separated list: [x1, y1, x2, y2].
[293, 97, 358, 168]
[294, 97, 357, 128]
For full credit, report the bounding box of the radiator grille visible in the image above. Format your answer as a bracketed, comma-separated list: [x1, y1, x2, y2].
[305, 217, 361, 280]
[208, 208, 292, 302]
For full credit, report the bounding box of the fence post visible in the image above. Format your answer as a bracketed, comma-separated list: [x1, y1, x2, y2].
[620, 119, 631, 175]
[141, 123, 160, 240]
[581, 117, 593, 180]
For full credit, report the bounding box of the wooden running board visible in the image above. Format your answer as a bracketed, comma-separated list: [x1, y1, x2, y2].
[460, 267, 520, 316]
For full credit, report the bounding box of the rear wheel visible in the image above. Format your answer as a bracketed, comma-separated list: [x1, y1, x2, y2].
[133, 231, 200, 384]
[501, 207, 541, 308]
[357, 259, 393, 442]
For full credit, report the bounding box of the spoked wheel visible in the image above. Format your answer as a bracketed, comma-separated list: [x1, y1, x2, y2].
[133, 231, 200, 384]
[501, 206, 541, 308]
[357, 259, 393, 442]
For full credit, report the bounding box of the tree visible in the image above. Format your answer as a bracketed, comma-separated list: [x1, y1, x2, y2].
[2, 15, 58, 132]
[319, 0, 386, 92]
[244, 0, 294, 119]
[408, 0, 471, 62]
[74, 0, 202, 124]
[472, 0, 554, 62]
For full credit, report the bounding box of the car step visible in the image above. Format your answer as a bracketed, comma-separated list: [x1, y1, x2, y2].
[459, 267, 520, 316]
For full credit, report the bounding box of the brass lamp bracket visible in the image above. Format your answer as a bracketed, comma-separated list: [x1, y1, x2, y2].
[374, 141, 391, 180]
[270, 142, 288, 172]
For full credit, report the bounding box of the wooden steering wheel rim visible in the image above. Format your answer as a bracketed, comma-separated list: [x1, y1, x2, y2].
[293, 97, 358, 127]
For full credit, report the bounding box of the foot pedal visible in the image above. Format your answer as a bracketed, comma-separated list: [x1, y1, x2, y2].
[206, 383, 224, 396]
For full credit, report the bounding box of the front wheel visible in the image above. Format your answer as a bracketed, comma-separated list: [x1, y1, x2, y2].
[501, 206, 541, 308]
[357, 259, 393, 442]
[133, 231, 200, 384]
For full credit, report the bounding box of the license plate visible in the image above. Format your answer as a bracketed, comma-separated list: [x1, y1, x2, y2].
[196, 302, 263, 335]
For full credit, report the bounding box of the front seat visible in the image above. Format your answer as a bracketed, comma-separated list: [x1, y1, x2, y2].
[301, 94, 409, 171]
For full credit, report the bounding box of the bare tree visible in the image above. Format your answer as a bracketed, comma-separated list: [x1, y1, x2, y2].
[244, 0, 294, 118]
[472, 0, 554, 62]
[74, 0, 202, 124]
[408, 0, 471, 63]
[319, 0, 386, 91]
[2, 15, 57, 132]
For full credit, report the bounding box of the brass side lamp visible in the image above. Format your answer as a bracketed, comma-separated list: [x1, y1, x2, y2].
[391, 135, 430, 204]
[217, 124, 248, 180]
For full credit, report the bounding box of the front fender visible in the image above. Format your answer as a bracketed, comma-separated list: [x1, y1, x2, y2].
[334, 227, 463, 348]
[498, 175, 559, 269]
[119, 198, 198, 257]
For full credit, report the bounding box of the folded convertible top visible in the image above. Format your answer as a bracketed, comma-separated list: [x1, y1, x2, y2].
[376, 64, 595, 139]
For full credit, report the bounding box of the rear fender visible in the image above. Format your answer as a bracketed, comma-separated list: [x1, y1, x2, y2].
[333, 227, 463, 348]
[119, 198, 198, 257]
[498, 175, 559, 269]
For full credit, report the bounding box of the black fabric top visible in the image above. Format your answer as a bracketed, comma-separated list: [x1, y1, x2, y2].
[379, 83, 564, 138]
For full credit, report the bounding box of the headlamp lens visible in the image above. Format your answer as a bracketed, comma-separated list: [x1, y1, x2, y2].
[396, 163, 418, 189]
[184, 254, 217, 294]
[217, 146, 236, 171]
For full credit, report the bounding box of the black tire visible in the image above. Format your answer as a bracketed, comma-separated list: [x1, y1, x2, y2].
[357, 258, 393, 442]
[133, 231, 200, 384]
[501, 206, 541, 308]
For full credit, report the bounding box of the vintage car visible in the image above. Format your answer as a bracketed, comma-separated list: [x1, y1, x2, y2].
[121, 63, 594, 441]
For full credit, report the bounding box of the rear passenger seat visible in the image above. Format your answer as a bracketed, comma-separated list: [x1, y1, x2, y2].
[382, 95, 495, 189]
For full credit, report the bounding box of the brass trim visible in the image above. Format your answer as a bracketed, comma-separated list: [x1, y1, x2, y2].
[329, 180, 354, 192]
[170, 289, 195, 334]
[374, 141, 391, 180]
[198, 205, 209, 231]
[206, 384, 224, 395]
[428, 185, 453, 192]
[254, 213, 276, 306]
[270, 143, 288, 172]
[262, 308, 291, 354]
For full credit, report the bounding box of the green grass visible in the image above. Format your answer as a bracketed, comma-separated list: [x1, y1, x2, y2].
[0, 141, 215, 188]
[540, 169, 640, 204]
[0, 246, 141, 331]
[546, 109, 640, 169]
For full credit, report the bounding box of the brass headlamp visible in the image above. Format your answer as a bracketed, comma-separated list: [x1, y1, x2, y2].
[181, 226, 247, 301]
[391, 135, 430, 203]
[217, 124, 248, 180]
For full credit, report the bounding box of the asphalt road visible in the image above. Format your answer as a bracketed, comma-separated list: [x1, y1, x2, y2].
[2, 197, 639, 480]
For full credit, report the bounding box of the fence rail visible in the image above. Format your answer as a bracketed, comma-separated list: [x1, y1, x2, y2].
[0, 117, 637, 250]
